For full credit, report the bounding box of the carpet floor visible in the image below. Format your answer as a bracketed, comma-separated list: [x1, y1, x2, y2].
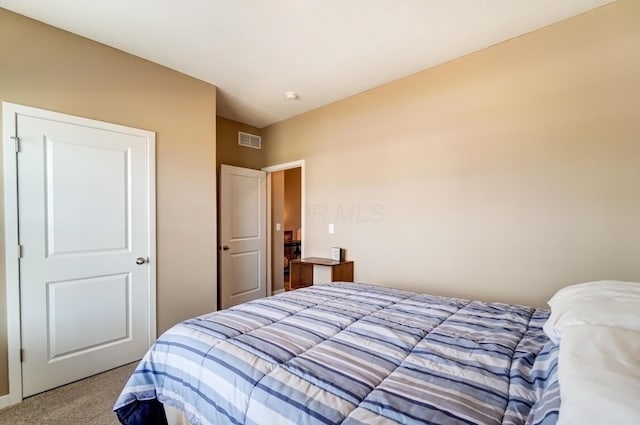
[0, 362, 137, 425]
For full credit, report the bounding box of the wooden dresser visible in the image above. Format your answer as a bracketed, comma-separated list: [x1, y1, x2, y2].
[287, 257, 354, 291]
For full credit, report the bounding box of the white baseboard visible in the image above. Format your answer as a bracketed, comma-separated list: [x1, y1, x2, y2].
[0, 394, 12, 410]
[271, 289, 285, 296]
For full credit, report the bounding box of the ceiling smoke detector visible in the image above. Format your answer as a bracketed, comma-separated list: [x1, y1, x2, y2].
[284, 91, 299, 100]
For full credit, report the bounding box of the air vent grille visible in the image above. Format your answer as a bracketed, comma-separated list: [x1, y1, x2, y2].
[238, 131, 261, 149]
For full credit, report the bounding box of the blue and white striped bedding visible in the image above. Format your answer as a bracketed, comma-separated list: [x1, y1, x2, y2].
[114, 283, 560, 425]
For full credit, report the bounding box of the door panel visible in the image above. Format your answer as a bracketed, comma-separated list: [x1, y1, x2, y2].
[220, 165, 266, 308]
[15, 109, 154, 397]
[47, 273, 130, 359]
[45, 138, 129, 255]
[231, 175, 261, 239]
[230, 251, 261, 294]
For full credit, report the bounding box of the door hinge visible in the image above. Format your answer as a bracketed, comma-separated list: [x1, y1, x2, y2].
[20, 349, 24, 362]
[11, 136, 20, 153]
[17, 245, 23, 259]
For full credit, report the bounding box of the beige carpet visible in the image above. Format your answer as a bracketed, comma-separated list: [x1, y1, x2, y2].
[0, 362, 137, 425]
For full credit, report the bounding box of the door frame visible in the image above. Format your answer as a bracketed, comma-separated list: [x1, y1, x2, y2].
[2, 102, 157, 405]
[262, 160, 306, 296]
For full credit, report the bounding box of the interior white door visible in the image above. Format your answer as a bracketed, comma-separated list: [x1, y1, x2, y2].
[15, 107, 155, 397]
[220, 164, 267, 309]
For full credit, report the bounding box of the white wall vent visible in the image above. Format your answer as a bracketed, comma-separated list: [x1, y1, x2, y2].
[238, 131, 262, 149]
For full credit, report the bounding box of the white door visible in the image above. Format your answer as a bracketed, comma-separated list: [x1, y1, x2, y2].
[10, 105, 155, 397]
[220, 165, 267, 309]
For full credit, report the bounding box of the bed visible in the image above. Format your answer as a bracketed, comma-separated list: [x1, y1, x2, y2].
[114, 282, 561, 424]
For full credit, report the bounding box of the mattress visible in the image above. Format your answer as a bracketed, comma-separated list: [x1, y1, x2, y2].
[114, 283, 560, 425]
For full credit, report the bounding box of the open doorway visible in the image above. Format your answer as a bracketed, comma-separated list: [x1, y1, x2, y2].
[263, 161, 305, 295]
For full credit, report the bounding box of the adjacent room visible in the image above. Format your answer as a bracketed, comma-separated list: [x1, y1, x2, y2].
[0, 0, 638, 424]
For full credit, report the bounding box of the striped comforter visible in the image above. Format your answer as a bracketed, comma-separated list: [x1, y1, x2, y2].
[114, 283, 560, 425]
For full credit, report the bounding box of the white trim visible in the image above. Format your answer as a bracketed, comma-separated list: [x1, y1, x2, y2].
[146, 128, 157, 345]
[0, 394, 11, 410]
[262, 160, 306, 294]
[2, 102, 156, 405]
[2, 102, 22, 406]
[261, 160, 305, 174]
[271, 289, 285, 296]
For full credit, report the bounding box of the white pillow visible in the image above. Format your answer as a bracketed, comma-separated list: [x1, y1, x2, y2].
[543, 280, 640, 344]
[557, 325, 640, 425]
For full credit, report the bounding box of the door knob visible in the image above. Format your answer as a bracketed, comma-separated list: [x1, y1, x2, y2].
[222, 245, 230, 251]
[136, 257, 147, 265]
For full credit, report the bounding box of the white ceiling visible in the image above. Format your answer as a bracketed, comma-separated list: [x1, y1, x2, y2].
[1, 0, 614, 128]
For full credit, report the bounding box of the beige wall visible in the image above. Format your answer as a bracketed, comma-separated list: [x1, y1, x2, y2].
[284, 168, 302, 235]
[216, 116, 265, 171]
[271, 171, 285, 291]
[0, 9, 217, 395]
[264, 0, 640, 307]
